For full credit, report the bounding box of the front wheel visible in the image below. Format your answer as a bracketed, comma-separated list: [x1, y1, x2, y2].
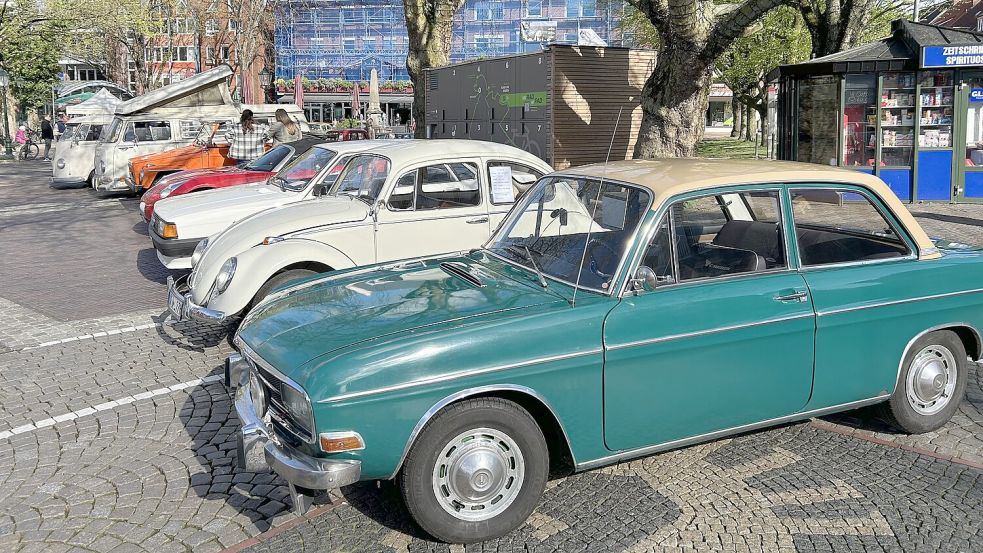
[21, 143, 39, 160]
[250, 269, 316, 310]
[881, 330, 968, 434]
[399, 397, 548, 543]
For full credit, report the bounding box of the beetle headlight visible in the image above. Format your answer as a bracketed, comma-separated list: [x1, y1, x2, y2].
[281, 385, 313, 437]
[56, 158, 65, 169]
[248, 370, 267, 418]
[191, 238, 208, 267]
[213, 257, 237, 295]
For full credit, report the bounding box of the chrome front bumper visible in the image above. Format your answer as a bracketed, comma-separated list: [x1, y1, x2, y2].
[126, 174, 138, 193]
[167, 275, 226, 323]
[234, 367, 361, 511]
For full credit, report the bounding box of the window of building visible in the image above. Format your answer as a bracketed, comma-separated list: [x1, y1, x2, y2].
[789, 188, 910, 266]
[343, 38, 357, 52]
[567, 0, 597, 17]
[205, 19, 219, 34]
[219, 46, 231, 61]
[526, 0, 543, 17]
[475, 1, 503, 20]
[474, 35, 506, 51]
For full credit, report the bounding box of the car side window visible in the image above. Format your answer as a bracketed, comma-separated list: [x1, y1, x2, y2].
[790, 188, 911, 266]
[633, 190, 786, 290]
[405, 162, 481, 211]
[179, 120, 199, 140]
[388, 171, 417, 210]
[130, 121, 171, 142]
[487, 161, 546, 205]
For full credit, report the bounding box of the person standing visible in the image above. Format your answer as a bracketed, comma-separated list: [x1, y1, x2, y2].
[266, 109, 300, 146]
[224, 109, 268, 163]
[40, 115, 54, 160]
[55, 114, 67, 140]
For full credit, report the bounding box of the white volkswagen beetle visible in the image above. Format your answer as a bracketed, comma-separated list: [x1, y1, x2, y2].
[167, 140, 552, 324]
[150, 140, 394, 269]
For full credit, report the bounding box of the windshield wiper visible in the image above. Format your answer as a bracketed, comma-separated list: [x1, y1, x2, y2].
[506, 244, 548, 288]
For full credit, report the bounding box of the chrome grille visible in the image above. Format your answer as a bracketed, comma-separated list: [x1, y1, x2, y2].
[254, 364, 314, 442]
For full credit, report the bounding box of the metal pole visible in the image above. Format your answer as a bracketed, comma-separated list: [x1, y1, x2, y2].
[1, 85, 12, 159]
[913, 0, 920, 22]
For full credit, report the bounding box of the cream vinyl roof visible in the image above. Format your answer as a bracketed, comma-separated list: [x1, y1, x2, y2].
[559, 158, 939, 260]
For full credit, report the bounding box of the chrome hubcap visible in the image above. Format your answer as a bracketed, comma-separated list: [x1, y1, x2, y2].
[906, 345, 957, 415]
[432, 427, 524, 522]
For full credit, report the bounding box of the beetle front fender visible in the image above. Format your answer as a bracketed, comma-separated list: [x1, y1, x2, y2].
[206, 239, 357, 316]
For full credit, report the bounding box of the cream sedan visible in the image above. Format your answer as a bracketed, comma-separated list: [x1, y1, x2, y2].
[167, 140, 551, 325]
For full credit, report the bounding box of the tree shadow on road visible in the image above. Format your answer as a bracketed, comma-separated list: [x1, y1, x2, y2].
[137, 248, 183, 284]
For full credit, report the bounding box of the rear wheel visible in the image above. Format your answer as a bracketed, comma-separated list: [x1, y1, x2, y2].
[21, 143, 39, 160]
[399, 398, 548, 543]
[881, 330, 967, 433]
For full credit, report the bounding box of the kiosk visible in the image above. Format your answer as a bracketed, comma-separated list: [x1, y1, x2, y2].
[772, 19, 983, 202]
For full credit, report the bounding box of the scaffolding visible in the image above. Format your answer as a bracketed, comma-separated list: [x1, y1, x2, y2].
[273, 0, 625, 82]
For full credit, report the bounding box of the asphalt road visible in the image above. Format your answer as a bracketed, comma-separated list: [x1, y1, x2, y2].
[0, 160, 981, 552]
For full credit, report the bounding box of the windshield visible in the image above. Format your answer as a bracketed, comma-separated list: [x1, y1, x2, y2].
[331, 155, 391, 203]
[487, 176, 651, 293]
[244, 144, 292, 172]
[101, 117, 123, 143]
[273, 146, 337, 192]
[61, 123, 79, 142]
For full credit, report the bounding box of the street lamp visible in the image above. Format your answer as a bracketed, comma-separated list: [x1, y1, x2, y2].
[258, 67, 272, 104]
[0, 67, 12, 160]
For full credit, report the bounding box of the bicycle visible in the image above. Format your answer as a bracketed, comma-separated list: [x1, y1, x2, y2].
[18, 129, 40, 161]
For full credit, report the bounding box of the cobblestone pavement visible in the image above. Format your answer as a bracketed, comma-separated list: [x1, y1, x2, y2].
[0, 161, 981, 552]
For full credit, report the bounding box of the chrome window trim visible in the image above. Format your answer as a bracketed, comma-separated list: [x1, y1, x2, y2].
[388, 384, 578, 479]
[788, 186, 916, 269]
[816, 288, 983, 317]
[376, 211, 488, 225]
[576, 394, 890, 471]
[605, 312, 815, 351]
[618, 186, 792, 298]
[483, 175, 654, 296]
[235, 338, 316, 444]
[317, 347, 603, 404]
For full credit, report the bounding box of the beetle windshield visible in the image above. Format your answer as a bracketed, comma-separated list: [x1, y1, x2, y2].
[273, 146, 337, 192]
[487, 176, 651, 293]
[331, 154, 391, 204]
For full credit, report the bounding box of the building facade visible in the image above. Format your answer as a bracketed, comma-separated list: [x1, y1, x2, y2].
[273, 0, 624, 124]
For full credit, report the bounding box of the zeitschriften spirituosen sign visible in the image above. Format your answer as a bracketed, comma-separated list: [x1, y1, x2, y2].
[922, 45, 983, 68]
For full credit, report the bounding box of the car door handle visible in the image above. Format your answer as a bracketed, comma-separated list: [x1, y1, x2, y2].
[466, 216, 489, 224]
[774, 291, 809, 303]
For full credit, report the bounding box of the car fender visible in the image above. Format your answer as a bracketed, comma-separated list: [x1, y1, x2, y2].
[206, 238, 358, 316]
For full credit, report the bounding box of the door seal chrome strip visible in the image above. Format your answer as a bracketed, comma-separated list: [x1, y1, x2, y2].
[816, 287, 983, 317]
[606, 312, 815, 352]
[577, 394, 890, 471]
[318, 347, 604, 404]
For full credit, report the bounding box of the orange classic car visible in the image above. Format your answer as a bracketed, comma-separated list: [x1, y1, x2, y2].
[127, 121, 248, 192]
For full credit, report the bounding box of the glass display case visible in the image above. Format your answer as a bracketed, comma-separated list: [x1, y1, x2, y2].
[879, 72, 915, 166]
[917, 72, 954, 148]
[842, 74, 876, 166]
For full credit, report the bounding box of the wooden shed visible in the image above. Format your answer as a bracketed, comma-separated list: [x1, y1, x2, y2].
[424, 45, 657, 169]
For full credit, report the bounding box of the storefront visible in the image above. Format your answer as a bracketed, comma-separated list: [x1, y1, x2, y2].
[772, 19, 983, 202]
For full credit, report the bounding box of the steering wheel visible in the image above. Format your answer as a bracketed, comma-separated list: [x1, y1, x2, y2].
[586, 238, 619, 280]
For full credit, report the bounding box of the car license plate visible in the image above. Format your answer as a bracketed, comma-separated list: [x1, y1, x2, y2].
[167, 280, 185, 320]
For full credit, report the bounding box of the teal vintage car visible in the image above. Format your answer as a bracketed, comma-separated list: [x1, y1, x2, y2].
[228, 159, 981, 543]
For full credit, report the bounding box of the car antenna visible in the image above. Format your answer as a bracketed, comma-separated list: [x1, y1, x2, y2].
[571, 106, 623, 308]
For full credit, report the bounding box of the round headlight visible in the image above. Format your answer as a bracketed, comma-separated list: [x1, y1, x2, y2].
[56, 159, 65, 169]
[281, 385, 313, 435]
[248, 371, 267, 418]
[214, 257, 237, 295]
[191, 238, 209, 267]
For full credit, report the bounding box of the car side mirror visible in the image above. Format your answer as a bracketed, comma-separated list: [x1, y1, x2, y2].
[550, 208, 568, 226]
[630, 266, 663, 293]
[312, 182, 329, 197]
[369, 199, 385, 218]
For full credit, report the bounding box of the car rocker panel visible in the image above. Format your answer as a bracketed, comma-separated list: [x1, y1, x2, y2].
[229, 159, 983, 543]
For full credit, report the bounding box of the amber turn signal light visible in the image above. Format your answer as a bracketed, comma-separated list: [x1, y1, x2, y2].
[319, 432, 365, 453]
[162, 223, 178, 239]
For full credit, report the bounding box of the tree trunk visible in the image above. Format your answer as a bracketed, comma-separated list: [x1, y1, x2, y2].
[745, 103, 754, 142]
[756, 103, 768, 150]
[633, 49, 714, 158]
[730, 96, 740, 138]
[404, 0, 465, 138]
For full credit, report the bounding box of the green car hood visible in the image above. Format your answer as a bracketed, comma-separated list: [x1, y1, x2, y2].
[236, 254, 565, 386]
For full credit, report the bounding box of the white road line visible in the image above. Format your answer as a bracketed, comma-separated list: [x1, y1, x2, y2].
[0, 374, 224, 442]
[21, 321, 165, 351]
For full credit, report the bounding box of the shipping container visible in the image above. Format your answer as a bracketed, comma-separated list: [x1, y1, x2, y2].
[424, 45, 657, 169]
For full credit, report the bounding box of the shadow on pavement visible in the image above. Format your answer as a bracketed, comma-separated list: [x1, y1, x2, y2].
[137, 247, 183, 284]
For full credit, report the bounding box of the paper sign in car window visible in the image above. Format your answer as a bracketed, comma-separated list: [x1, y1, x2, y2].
[490, 165, 515, 204]
[601, 194, 628, 229]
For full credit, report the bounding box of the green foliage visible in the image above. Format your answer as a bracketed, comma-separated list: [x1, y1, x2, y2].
[0, 0, 67, 109]
[717, 7, 811, 102]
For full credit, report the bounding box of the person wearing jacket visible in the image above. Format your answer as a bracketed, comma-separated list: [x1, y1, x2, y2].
[266, 109, 300, 146]
[40, 115, 54, 160]
[13, 125, 27, 159]
[224, 110, 269, 163]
